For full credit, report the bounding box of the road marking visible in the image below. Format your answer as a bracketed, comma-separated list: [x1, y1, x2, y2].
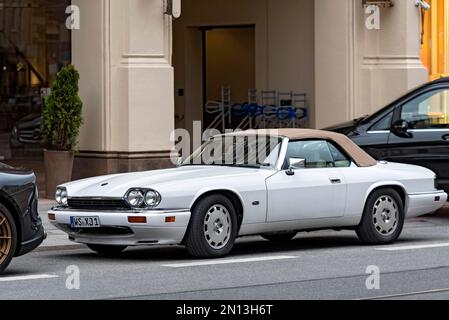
[357, 287, 449, 300]
[162, 255, 298, 268]
[376, 242, 449, 251]
[0, 274, 59, 282]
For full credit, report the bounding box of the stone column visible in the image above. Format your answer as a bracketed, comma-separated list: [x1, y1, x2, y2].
[315, 0, 428, 129]
[72, 0, 175, 179]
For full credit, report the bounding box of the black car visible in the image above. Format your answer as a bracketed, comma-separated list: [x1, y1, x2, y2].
[325, 77, 449, 194]
[10, 113, 42, 148]
[0, 163, 45, 273]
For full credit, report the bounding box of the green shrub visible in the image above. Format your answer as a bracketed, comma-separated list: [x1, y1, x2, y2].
[41, 65, 83, 151]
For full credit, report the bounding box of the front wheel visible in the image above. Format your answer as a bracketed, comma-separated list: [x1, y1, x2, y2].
[87, 244, 127, 256]
[356, 188, 404, 245]
[0, 205, 17, 274]
[185, 194, 238, 258]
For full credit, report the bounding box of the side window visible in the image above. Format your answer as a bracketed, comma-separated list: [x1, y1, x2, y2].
[401, 89, 449, 129]
[327, 142, 352, 168]
[284, 140, 334, 169]
[370, 112, 393, 131]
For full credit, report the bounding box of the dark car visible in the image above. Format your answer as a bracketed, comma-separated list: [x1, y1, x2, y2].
[10, 113, 42, 148]
[0, 163, 45, 273]
[325, 77, 449, 194]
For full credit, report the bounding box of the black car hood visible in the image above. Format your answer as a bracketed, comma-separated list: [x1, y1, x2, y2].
[0, 163, 34, 175]
[15, 113, 41, 130]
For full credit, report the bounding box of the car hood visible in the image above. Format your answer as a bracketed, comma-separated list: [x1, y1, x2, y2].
[15, 114, 41, 130]
[63, 166, 273, 198]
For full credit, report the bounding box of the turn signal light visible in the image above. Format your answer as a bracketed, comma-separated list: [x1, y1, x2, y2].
[165, 216, 176, 223]
[128, 216, 147, 224]
[48, 213, 56, 221]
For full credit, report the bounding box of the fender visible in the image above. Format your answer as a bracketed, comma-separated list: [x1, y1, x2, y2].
[363, 181, 408, 210]
[190, 187, 247, 213]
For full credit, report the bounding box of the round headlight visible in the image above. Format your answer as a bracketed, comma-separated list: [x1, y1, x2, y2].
[144, 190, 161, 207]
[55, 188, 62, 204]
[60, 189, 68, 206]
[126, 190, 145, 208]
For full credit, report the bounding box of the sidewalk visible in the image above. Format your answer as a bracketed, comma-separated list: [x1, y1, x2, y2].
[38, 199, 83, 251]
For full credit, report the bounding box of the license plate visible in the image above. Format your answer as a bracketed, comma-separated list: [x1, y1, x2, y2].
[70, 216, 101, 228]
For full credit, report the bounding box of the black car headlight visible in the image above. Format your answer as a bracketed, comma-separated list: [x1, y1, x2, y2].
[55, 187, 68, 206]
[125, 188, 161, 209]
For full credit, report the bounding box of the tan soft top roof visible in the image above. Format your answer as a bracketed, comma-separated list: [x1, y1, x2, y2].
[229, 129, 377, 167]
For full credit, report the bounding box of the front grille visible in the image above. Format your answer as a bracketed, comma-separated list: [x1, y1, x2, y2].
[67, 198, 129, 210]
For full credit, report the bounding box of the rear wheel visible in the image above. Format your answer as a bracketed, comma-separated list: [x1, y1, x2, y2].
[356, 188, 404, 245]
[185, 194, 238, 258]
[262, 232, 297, 242]
[0, 206, 17, 274]
[87, 244, 127, 256]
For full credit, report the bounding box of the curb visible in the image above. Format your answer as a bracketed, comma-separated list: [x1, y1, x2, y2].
[36, 244, 85, 252]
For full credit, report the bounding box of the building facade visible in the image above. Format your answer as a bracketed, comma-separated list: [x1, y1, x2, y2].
[0, 0, 444, 181]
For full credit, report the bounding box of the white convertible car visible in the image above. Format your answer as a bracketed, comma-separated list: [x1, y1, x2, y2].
[48, 129, 447, 258]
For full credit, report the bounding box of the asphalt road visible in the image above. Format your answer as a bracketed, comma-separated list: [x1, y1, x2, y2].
[2, 214, 449, 300]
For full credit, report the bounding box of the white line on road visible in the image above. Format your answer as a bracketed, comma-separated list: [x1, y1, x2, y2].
[0, 274, 59, 282]
[376, 242, 449, 251]
[162, 255, 298, 268]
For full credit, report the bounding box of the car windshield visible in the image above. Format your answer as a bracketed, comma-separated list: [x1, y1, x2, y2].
[182, 135, 283, 169]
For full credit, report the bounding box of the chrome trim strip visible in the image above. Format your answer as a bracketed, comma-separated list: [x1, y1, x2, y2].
[68, 197, 124, 201]
[367, 130, 389, 134]
[407, 190, 447, 196]
[51, 207, 190, 214]
[408, 129, 449, 133]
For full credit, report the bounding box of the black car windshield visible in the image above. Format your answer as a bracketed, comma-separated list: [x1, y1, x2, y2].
[182, 135, 283, 169]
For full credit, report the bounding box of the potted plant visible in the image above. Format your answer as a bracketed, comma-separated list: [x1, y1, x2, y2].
[41, 65, 83, 198]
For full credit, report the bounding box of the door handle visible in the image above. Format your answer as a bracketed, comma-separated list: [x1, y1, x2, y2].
[443, 134, 449, 141]
[329, 178, 342, 184]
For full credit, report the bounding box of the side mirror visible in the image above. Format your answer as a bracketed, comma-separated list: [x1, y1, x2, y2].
[391, 120, 409, 135]
[286, 158, 306, 176]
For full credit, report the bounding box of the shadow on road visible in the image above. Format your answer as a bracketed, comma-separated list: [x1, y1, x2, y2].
[49, 231, 449, 263]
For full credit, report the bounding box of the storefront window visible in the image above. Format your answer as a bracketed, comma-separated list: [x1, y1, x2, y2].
[0, 0, 71, 160]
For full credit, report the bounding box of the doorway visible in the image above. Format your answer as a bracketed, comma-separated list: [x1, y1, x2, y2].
[202, 26, 255, 130]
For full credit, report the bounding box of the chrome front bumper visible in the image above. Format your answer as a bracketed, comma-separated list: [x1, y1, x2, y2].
[48, 208, 191, 246]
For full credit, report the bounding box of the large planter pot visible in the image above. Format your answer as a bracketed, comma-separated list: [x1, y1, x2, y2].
[44, 149, 74, 199]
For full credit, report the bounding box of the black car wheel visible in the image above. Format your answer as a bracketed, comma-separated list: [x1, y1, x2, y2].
[0, 205, 17, 273]
[262, 232, 297, 242]
[87, 244, 127, 256]
[185, 194, 238, 258]
[356, 188, 404, 244]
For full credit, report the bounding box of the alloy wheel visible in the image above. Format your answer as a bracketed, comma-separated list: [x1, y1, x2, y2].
[372, 195, 399, 236]
[203, 204, 232, 250]
[0, 211, 12, 265]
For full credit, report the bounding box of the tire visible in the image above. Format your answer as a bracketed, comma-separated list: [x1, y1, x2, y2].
[0, 205, 17, 274]
[356, 188, 404, 245]
[262, 232, 297, 242]
[185, 194, 238, 258]
[87, 244, 127, 256]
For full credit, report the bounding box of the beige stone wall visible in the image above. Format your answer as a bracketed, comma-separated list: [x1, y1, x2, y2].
[315, 0, 428, 129]
[72, 0, 174, 153]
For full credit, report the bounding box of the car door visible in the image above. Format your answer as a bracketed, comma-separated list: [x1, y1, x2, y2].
[387, 86, 449, 190]
[353, 111, 394, 160]
[266, 140, 346, 222]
